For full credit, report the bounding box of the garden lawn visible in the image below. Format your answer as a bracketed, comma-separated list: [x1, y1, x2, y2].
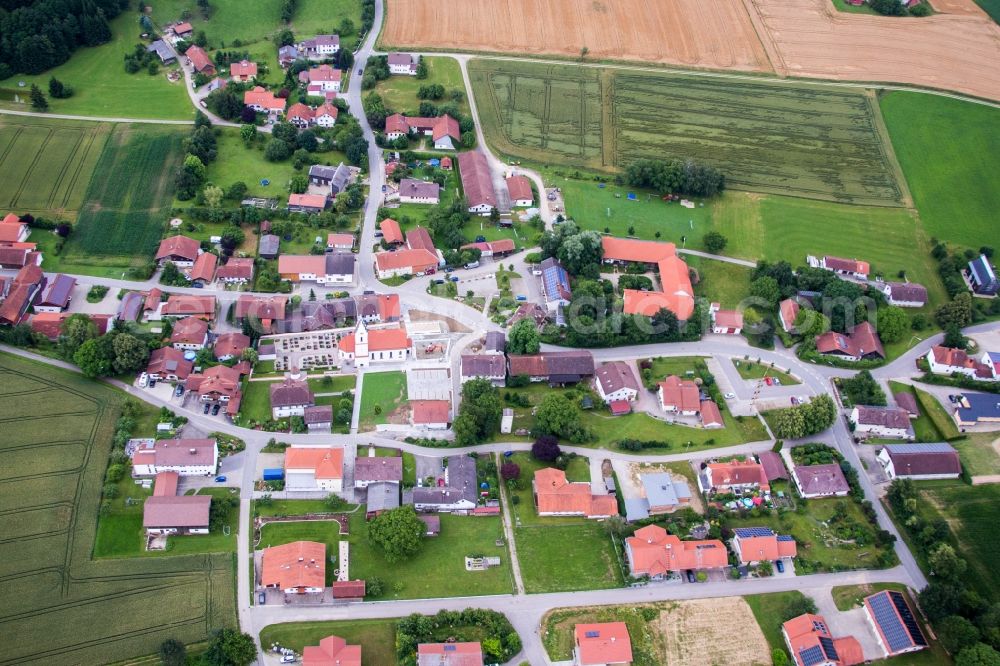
[260, 619, 397, 666]
[745, 591, 816, 654]
[685, 255, 752, 308]
[308, 375, 357, 394]
[375, 56, 468, 116]
[880, 91, 1000, 249]
[358, 371, 407, 431]
[733, 359, 801, 386]
[832, 582, 908, 611]
[951, 432, 1000, 477]
[515, 522, 623, 594]
[888, 382, 943, 442]
[541, 603, 668, 663]
[254, 499, 334, 518]
[913, 385, 961, 439]
[259, 520, 346, 584]
[238, 379, 274, 423]
[724, 498, 897, 572]
[0, 14, 193, 119]
[345, 511, 514, 600]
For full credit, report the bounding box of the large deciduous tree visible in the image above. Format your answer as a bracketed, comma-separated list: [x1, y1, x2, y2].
[507, 319, 540, 355]
[368, 506, 425, 563]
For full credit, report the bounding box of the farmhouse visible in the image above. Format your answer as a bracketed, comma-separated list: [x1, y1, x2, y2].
[243, 86, 286, 117]
[879, 281, 928, 308]
[417, 643, 483, 666]
[809, 255, 870, 280]
[132, 438, 218, 476]
[286, 103, 314, 128]
[287, 193, 328, 214]
[215, 257, 255, 284]
[533, 468, 618, 518]
[185, 45, 215, 75]
[356, 292, 400, 323]
[540, 257, 572, 311]
[278, 253, 355, 284]
[33, 273, 75, 313]
[791, 463, 850, 498]
[505, 175, 533, 207]
[456, 150, 497, 214]
[379, 218, 404, 245]
[260, 540, 325, 594]
[284, 446, 344, 492]
[314, 103, 339, 127]
[460, 354, 506, 386]
[156, 235, 200, 266]
[411, 399, 451, 429]
[779, 298, 800, 333]
[850, 405, 913, 440]
[925, 345, 996, 381]
[815, 322, 884, 361]
[894, 391, 919, 418]
[161, 294, 216, 320]
[354, 455, 403, 488]
[310, 163, 351, 192]
[864, 590, 927, 657]
[270, 376, 315, 418]
[782, 614, 864, 666]
[507, 350, 595, 385]
[398, 178, 440, 204]
[0, 264, 44, 326]
[731, 527, 797, 565]
[146, 346, 194, 381]
[460, 239, 515, 259]
[188, 252, 217, 285]
[967, 254, 998, 296]
[594, 361, 639, 404]
[146, 40, 175, 64]
[301, 64, 342, 93]
[574, 623, 633, 666]
[184, 365, 244, 416]
[699, 459, 769, 494]
[338, 320, 411, 367]
[298, 34, 340, 59]
[385, 114, 461, 149]
[170, 316, 209, 350]
[374, 248, 438, 279]
[877, 443, 961, 480]
[388, 52, 418, 75]
[0, 245, 41, 270]
[235, 294, 287, 332]
[411, 455, 478, 512]
[625, 524, 727, 578]
[303, 636, 362, 666]
[602, 237, 694, 321]
[230, 59, 257, 82]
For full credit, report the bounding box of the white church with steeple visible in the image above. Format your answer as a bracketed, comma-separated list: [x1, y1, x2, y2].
[338, 319, 411, 367]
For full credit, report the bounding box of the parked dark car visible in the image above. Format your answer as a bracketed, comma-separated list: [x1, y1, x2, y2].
[215, 475, 227, 483]
[211, 403, 221, 416]
[475, 235, 486, 243]
[258, 591, 266, 604]
[685, 570, 696, 583]
[174, 385, 184, 397]
[775, 559, 785, 573]
[203, 403, 210, 414]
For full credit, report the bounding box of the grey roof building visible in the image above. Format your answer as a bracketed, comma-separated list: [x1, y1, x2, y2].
[146, 40, 176, 63]
[259, 234, 280, 259]
[325, 251, 356, 277]
[410, 455, 478, 512]
[355, 456, 403, 484]
[366, 481, 400, 514]
[309, 163, 352, 193]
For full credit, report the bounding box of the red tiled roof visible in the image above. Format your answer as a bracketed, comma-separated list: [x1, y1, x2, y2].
[156, 235, 200, 261]
[315, 104, 338, 120]
[505, 175, 532, 202]
[0, 223, 25, 243]
[235, 294, 287, 321]
[278, 254, 326, 276]
[700, 399, 723, 426]
[601, 236, 675, 264]
[929, 345, 993, 378]
[162, 294, 215, 318]
[456, 151, 496, 209]
[307, 64, 341, 82]
[287, 102, 314, 122]
[261, 540, 325, 590]
[714, 309, 743, 329]
[185, 45, 213, 72]
[174, 21, 193, 34]
[734, 531, 797, 562]
[574, 622, 633, 666]
[143, 495, 210, 528]
[330, 581, 366, 599]
[406, 226, 435, 252]
[288, 193, 327, 209]
[757, 451, 788, 481]
[270, 378, 314, 409]
[780, 298, 800, 330]
[303, 635, 362, 666]
[214, 332, 251, 359]
[534, 468, 618, 517]
[285, 447, 343, 479]
[146, 346, 194, 379]
[30, 312, 110, 340]
[341, 326, 411, 354]
[411, 399, 450, 424]
[230, 60, 257, 77]
[609, 400, 631, 415]
[385, 113, 409, 135]
[417, 643, 483, 666]
[379, 218, 404, 244]
[595, 360, 639, 396]
[189, 252, 217, 282]
[375, 248, 438, 273]
[706, 460, 770, 491]
[170, 316, 209, 345]
[432, 114, 460, 142]
[243, 86, 286, 111]
[215, 257, 254, 281]
[153, 470, 179, 497]
[816, 321, 884, 359]
[783, 614, 864, 666]
[824, 255, 870, 275]
[625, 524, 728, 575]
[658, 375, 700, 412]
[327, 233, 354, 248]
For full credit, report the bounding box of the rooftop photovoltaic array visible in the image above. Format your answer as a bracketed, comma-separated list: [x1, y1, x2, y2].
[868, 591, 927, 653]
[734, 527, 776, 538]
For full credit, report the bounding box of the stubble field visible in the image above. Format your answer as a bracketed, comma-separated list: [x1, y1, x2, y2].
[469, 60, 907, 206]
[0, 354, 235, 665]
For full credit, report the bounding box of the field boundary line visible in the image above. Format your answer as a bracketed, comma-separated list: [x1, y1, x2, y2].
[0, 108, 193, 125]
[8, 127, 52, 209]
[45, 128, 85, 211]
[866, 89, 913, 208]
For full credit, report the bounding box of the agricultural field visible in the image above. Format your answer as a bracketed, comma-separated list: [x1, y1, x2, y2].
[0, 115, 110, 218]
[880, 91, 1000, 249]
[374, 56, 468, 116]
[60, 125, 185, 276]
[357, 371, 408, 431]
[542, 598, 771, 665]
[0, 14, 193, 120]
[469, 59, 908, 205]
[0, 354, 235, 665]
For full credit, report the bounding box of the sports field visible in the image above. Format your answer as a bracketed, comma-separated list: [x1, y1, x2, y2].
[469, 60, 907, 206]
[0, 353, 235, 665]
[62, 124, 185, 273]
[0, 116, 110, 217]
[0, 14, 193, 120]
[880, 91, 1000, 249]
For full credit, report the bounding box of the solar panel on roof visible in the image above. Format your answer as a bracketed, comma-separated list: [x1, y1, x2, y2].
[819, 636, 839, 660]
[799, 645, 826, 666]
[777, 534, 795, 542]
[735, 527, 775, 538]
[444, 645, 456, 651]
[869, 592, 917, 653]
[812, 620, 828, 633]
[584, 631, 600, 638]
[889, 591, 928, 646]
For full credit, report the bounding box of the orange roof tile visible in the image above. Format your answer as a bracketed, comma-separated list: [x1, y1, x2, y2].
[303, 635, 361, 666]
[534, 468, 618, 517]
[625, 524, 728, 575]
[379, 218, 404, 244]
[707, 460, 770, 492]
[575, 623, 633, 666]
[375, 248, 438, 273]
[658, 375, 700, 412]
[284, 447, 343, 480]
[601, 236, 676, 264]
[189, 252, 217, 282]
[260, 540, 325, 590]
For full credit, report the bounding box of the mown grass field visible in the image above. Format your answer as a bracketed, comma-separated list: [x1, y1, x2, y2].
[375, 56, 468, 116]
[0, 115, 111, 218]
[357, 371, 407, 431]
[0, 14, 193, 120]
[470, 60, 906, 206]
[0, 353, 235, 665]
[260, 619, 397, 666]
[976, 0, 1000, 22]
[61, 124, 185, 275]
[880, 91, 1000, 250]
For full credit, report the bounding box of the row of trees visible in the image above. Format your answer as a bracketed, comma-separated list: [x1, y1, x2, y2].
[175, 112, 218, 200]
[624, 158, 726, 198]
[768, 394, 837, 439]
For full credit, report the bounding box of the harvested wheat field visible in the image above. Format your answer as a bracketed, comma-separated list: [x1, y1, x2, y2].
[928, 0, 989, 17]
[751, 0, 1000, 101]
[658, 598, 771, 666]
[382, 0, 773, 72]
